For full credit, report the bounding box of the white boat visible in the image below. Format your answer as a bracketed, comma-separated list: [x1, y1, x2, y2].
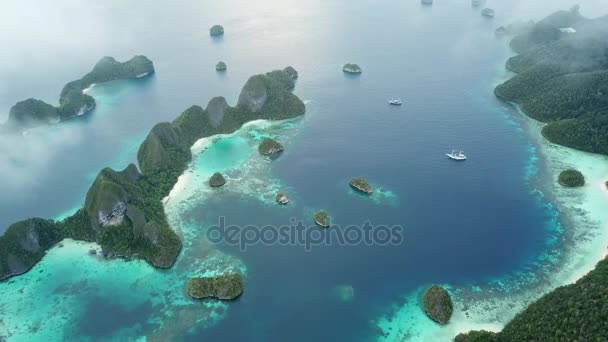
[472, 0, 485, 7]
[446, 149, 467, 161]
[421, 0, 433, 5]
[388, 98, 403, 105]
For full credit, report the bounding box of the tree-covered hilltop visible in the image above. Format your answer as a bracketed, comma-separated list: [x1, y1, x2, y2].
[138, 68, 305, 176]
[4, 56, 155, 130]
[187, 273, 244, 300]
[495, 7, 608, 154]
[454, 256, 608, 341]
[0, 67, 305, 282]
[0, 218, 62, 280]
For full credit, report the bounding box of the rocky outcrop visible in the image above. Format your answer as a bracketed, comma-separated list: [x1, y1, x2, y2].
[210, 25, 225, 36]
[206, 97, 229, 128]
[0, 218, 62, 281]
[258, 138, 284, 156]
[84, 164, 182, 268]
[343, 63, 362, 74]
[137, 122, 190, 175]
[209, 172, 227, 187]
[238, 75, 268, 112]
[314, 211, 330, 228]
[349, 177, 373, 194]
[7, 99, 60, 128]
[216, 61, 227, 71]
[187, 273, 243, 300]
[276, 193, 289, 205]
[423, 285, 453, 324]
[284, 66, 298, 79]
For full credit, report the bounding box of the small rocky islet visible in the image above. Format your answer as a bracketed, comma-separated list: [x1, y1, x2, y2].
[187, 273, 243, 300]
[349, 177, 373, 195]
[342, 63, 362, 74]
[423, 285, 453, 325]
[275, 192, 289, 205]
[314, 211, 330, 228]
[210, 24, 224, 36]
[258, 138, 284, 156]
[216, 61, 227, 71]
[558, 169, 585, 187]
[209, 172, 227, 187]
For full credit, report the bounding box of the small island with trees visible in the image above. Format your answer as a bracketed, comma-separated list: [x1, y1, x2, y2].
[314, 211, 330, 228]
[423, 285, 453, 325]
[187, 273, 243, 300]
[558, 169, 585, 187]
[210, 25, 224, 36]
[216, 61, 227, 71]
[349, 177, 373, 195]
[258, 138, 284, 156]
[209, 172, 227, 187]
[342, 63, 362, 74]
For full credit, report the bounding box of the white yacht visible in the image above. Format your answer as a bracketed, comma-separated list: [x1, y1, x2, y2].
[388, 98, 403, 105]
[446, 149, 467, 161]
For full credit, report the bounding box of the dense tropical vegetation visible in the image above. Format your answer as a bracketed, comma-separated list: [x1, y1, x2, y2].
[187, 273, 244, 300]
[423, 285, 453, 325]
[558, 169, 585, 187]
[457, 7, 608, 340]
[0, 68, 305, 281]
[495, 6, 608, 155]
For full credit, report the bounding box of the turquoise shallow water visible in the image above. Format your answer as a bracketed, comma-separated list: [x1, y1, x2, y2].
[2, 0, 608, 341]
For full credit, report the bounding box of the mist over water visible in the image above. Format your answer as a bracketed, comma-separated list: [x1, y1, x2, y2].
[1, 0, 608, 341]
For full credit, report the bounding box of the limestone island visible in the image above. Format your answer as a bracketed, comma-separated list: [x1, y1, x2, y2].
[216, 61, 227, 71]
[258, 138, 284, 156]
[209, 172, 226, 187]
[349, 177, 373, 195]
[0, 66, 305, 281]
[4, 56, 154, 132]
[558, 169, 585, 187]
[187, 273, 243, 300]
[210, 25, 224, 36]
[276, 192, 289, 205]
[284, 66, 298, 79]
[343, 63, 362, 74]
[314, 211, 330, 228]
[423, 285, 453, 325]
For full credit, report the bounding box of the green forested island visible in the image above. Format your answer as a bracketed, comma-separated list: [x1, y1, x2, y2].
[187, 273, 243, 300]
[558, 169, 585, 187]
[4, 56, 155, 131]
[258, 137, 284, 156]
[456, 7, 608, 341]
[423, 285, 453, 325]
[495, 6, 608, 155]
[314, 211, 330, 228]
[0, 67, 305, 281]
[210, 25, 225, 36]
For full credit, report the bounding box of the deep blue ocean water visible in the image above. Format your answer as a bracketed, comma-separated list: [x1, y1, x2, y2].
[2, 0, 607, 341]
